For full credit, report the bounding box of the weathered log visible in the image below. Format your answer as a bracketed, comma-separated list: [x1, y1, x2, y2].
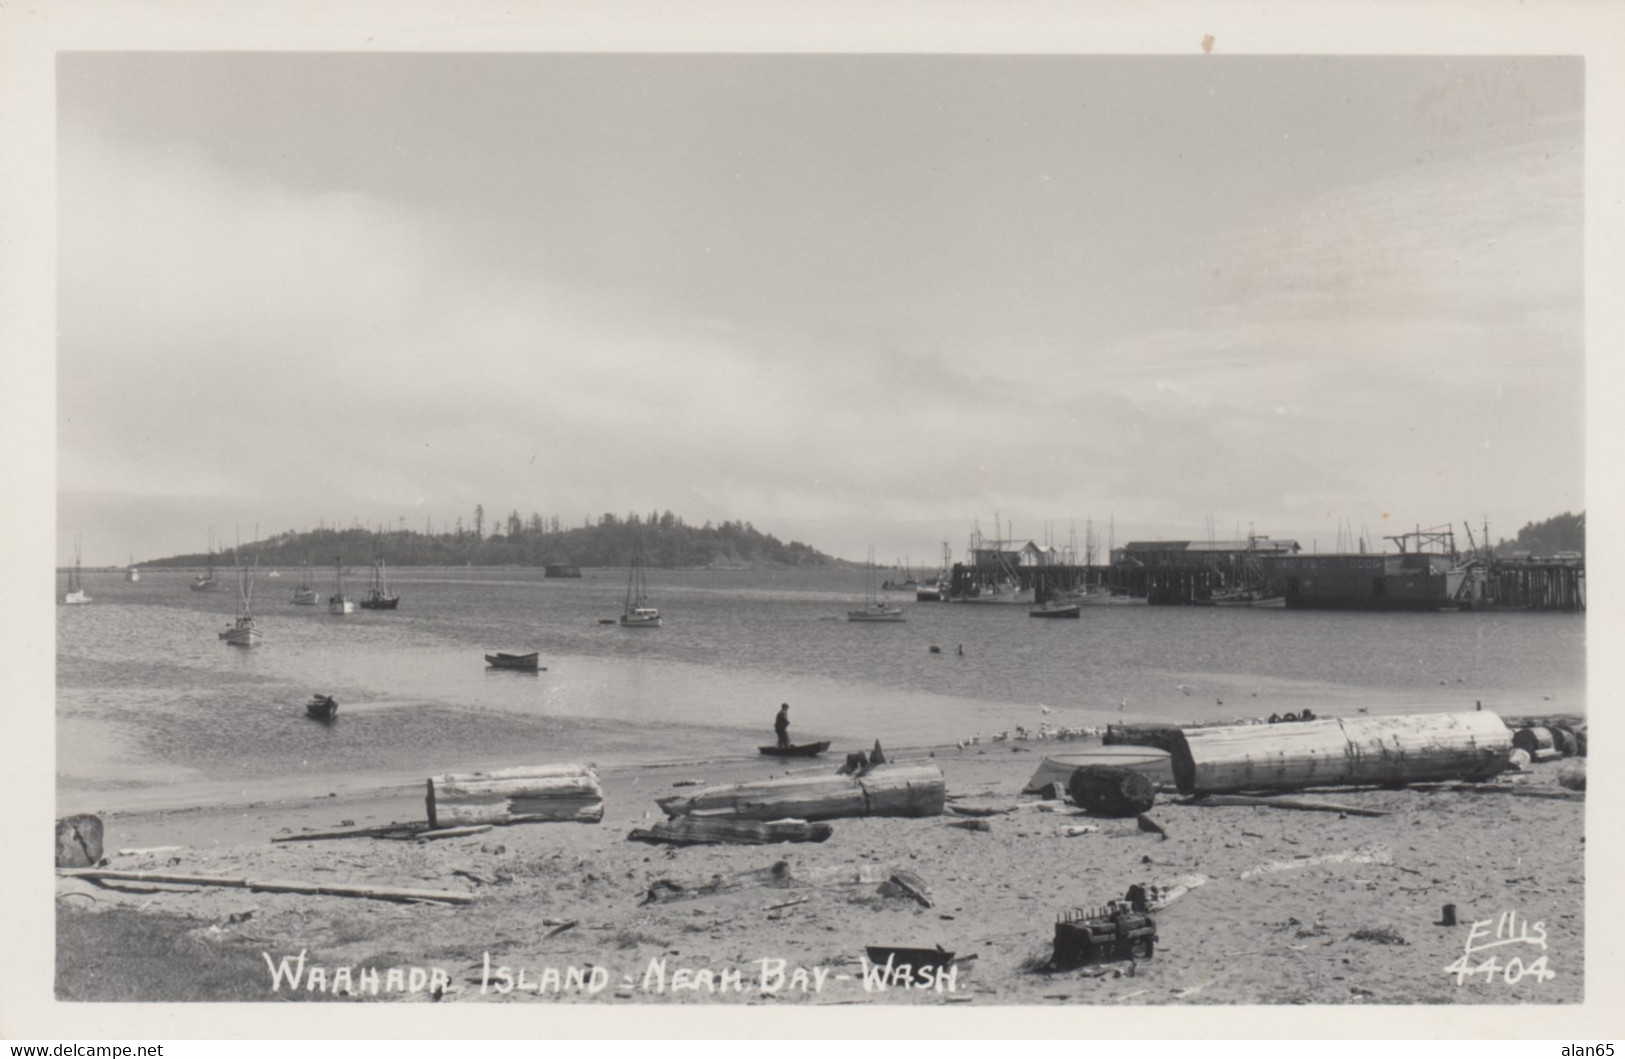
[1104, 722, 1186, 754]
[1168, 711, 1512, 795]
[876, 870, 932, 907]
[55, 814, 104, 868]
[271, 823, 425, 843]
[655, 764, 945, 822]
[57, 868, 475, 904]
[1549, 726, 1579, 757]
[1511, 727, 1561, 762]
[641, 862, 794, 903]
[1177, 794, 1388, 817]
[1068, 766, 1156, 817]
[426, 764, 603, 827]
[626, 816, 833, 846]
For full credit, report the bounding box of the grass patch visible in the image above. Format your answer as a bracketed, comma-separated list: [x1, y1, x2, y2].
[56, 907, 355, 1002]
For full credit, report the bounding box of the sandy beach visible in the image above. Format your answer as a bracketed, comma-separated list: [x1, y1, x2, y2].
[54, 715, 1586, 1010]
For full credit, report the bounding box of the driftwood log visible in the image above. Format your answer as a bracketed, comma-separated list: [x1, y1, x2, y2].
[57, 868, 475, 905]
[1103, 722, 1186, 754]
[654, 764, 945, 822]
[1166, 711, 1513, 795]
[1067, 766, 1156, 817]
[1511, 727, 1562, 762]
[426, 763, 603, 828]
[627, 817, 833, 846]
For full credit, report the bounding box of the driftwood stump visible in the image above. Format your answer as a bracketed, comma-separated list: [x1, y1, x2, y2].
[55, 814, 104, 868]
[1068, 766, 1156, 817]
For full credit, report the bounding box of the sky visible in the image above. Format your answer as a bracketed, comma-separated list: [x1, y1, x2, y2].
[54, 53, 1584, 566]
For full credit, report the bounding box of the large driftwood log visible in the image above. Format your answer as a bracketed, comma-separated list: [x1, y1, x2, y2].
[1511, 727, 1562, 762]
[1067, 766, 1156, 817]
[627, 817, 833, 846]
[1167, 711, 1512, 795]
[1103, 722, 1186, 754]
[426, 763, 603, 827]
[655, 764, 945, 822]
[1176, 794, 1388, 817]
[57, 868, 474, 905]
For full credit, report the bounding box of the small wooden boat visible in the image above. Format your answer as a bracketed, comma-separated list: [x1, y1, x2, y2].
[219, 560, 261, 646]
[63, 539, 92, 604]
[758, 740, 832, 758]
[327, 556, 355, 615]
[849, 548, 906, 621]
[305, 694, 338, 722]
[1029, 602, 1081, 618]
[619, 554, 662, 627]
[485, 651, 542, 671]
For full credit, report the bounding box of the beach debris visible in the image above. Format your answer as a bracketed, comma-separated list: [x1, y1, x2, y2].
[1124, 874, 1208, 912]
[948, 819, 991, 833]
[1176, 793, 1388, 817]
[1062, 825, 1100, 837]
[1068, 766, 1157, 817]
[115, 846, 183, 857]
[876, 870, 933, 908]
[1166, 711, 1513, 795]
[1508, 748, 1533, 771]
[426, 763, 604, 828]
[272, 822, 428, 843]
[1240, 844, 1392, 880]
[1557, 760, 1586, 791]
[640, 861, 794, 904]
[1025, 747, 1175, 794]
[837, 751, 870, 775]
[1439, 904, 1458, 927]
[946, 802, 1018, 817]
[1135, 814, 1167, 839]
[655, 764, 945, 822]
[55, 814, 104, 869]
[57, 867, 476, 905]
[1410, 781, 1584, 802]
[1053, 903, 1157, 968]
[1348, 925, 1407, 946]
[305, 694, 338, 723]
[671, 779, 704, 787]
[765, 895, 810, 912]
[626, 816, 833, 846]
[871, 740, 887, 765]
[417, 825, 494, 841]
[1511, 727, 1562, 762]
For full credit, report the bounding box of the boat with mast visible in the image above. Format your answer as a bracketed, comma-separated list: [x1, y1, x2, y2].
[124, 556, 140, 583]
[327, 557, 355, 615]
[63, 539, 92, 605]
[219, 558, 262, 646]
[359, 554, 400, 610]
[848, 549, 905, 622]
[190, 533, 220, 591]
[290, 557, 318, 605]
[619, 554, 661, 627]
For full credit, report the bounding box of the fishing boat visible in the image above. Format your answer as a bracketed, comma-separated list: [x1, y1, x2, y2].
[327, 557, 355, 615]
[485, 651, 542, 671]
[290, 559, 318, 605]
[219, 561, 262, 646]
[1029, 600, 1081, 618]
[305, 694, 338, 722]
[619, 555, 661, 627]
[758, 741, 832, 757]
[848, 549, 905, 622]
[1209, 587, 1285, 608]
[63, 540, 92, 605]
[358, 557, 400, 610]
[191, 538, 220, 591]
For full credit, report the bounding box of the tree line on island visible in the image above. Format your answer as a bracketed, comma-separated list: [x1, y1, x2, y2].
[145, 508, 837, 570]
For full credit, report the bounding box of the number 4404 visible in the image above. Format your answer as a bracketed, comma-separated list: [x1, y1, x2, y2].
[1444, 952, 1556, 986]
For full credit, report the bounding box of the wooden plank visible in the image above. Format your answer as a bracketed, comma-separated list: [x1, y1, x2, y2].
[1177, 794, 1388, 817]
[57, 868, 475, 905]
[627, 817, 833, 846]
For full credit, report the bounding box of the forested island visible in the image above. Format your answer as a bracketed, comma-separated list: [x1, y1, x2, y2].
[144, 510, 836, 570]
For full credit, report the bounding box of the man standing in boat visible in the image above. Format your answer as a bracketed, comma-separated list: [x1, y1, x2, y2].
[774, 703, 791, 749]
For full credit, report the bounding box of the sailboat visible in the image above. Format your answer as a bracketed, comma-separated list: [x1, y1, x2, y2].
[619, 554, 661, 627]
[327, 557, 356, 615]
[191, 534, 220, 591]
[290, 557, 318, 605]
[125, 556, 140, 583]
[219, 560, 262, 646]
[63, 539, 92, 605]
[848, 549, 905, 622]
[358, 556, 400, 610]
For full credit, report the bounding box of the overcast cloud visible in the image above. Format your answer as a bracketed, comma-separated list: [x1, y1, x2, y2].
[56, 54, 1583, 565]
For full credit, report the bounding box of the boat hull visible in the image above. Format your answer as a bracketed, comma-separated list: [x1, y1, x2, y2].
[291, 589, 318, 605]
[328, 596, 355, 615]
[1029, 604, 1081, 618]
[220, 624, 262, 646]
[305, 695, 338, 722]
[758, 741, 832, 757]
[847, 607, 905, 622]
[62, 591, 92, 605]
[620, 609, 662, 628]
[359, 595, 400, 610]
[190, 579, 220, 592]
[485, 652, 541, 671]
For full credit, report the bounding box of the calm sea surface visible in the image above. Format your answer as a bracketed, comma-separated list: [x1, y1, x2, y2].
[55, 566, 1585, 810]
